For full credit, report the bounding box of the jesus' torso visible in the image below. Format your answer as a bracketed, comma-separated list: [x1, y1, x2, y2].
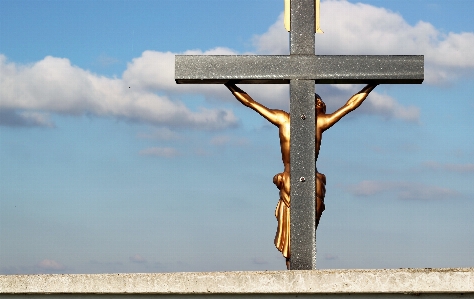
[278, 113, 325, 173]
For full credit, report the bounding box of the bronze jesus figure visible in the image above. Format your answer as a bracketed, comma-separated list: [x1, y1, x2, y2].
[225, 83, 377, 268]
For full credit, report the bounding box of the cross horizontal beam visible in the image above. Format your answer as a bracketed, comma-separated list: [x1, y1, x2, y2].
[175, 55, 424, 84]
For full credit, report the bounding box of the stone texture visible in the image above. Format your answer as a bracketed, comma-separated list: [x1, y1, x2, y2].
[175, 55, 424, 84]
[290, 0, 315, 54]
[290, 79, 316, 270]
[1, 268, 473, 294]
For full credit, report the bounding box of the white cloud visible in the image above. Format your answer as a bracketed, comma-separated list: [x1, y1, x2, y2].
[324, 253, 339, 260]
[421, 161, 474, 173]
[139, 147, 179, 158]
[210, 135, 249, 146]
[122, 48, 237, 96]
[347, 180, 460, 200]
[0, 109, 54, 127]
[210, 135, 231, 146]
[252, 0, 474, 84]
[0, 54, 237, 129]
[36, 259, 66, 271]
[3, 1, 471, 128]
[137, 127, 181, 140]
[251, 257, 268, 265]
[18, 111, 55, 127]
[129, 254, 147, 263]
[363, 92, 419, 123]
[252, 12, 288, 55]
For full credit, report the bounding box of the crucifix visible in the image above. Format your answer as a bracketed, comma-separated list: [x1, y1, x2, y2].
[175, 0, 423, 270]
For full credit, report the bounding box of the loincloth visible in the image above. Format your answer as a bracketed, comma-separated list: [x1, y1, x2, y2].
[316, 171, 326, 228]
[274, 198, 290, 258]
[274, 171, 326, 258]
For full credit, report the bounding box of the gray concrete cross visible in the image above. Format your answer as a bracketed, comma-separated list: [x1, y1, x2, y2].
[175, 0, 423, 270]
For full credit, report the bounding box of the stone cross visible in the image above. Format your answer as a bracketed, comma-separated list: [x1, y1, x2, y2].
[175, 0, 423, 270]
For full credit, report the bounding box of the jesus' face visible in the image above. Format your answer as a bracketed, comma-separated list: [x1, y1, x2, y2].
[315, 97, 326, 114]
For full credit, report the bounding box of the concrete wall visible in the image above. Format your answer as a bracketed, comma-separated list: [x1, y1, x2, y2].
[1, 268, 473, 298]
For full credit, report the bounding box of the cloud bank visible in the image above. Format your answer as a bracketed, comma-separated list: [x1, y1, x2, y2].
[347, 180, 461, 200]
[421, 161, 474, 173]
[129, 254, 147, 263]
[253, 0, 474, 85]
[0, 53, 237, 129]
[36, 259, 66, 271]
[1, 0, 473, 128]
[139, 147, 180, 158]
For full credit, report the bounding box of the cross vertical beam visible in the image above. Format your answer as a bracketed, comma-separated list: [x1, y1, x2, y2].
[290, 80, 316, 269]
[289, 0, 317, 270]
[290, 0, 315, 54]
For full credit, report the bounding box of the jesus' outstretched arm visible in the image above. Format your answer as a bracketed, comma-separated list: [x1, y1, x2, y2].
[321, 84, 378, 131]
[225, 83, 288, 127]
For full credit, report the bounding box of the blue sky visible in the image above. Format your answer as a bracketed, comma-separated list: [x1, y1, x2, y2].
[0, 0, 473, 274]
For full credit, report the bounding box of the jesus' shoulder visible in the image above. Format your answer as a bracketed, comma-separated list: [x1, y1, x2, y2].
[225, 83, 289, 127]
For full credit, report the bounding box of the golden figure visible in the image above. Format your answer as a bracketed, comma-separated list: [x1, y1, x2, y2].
[225, 82, 377, 268]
